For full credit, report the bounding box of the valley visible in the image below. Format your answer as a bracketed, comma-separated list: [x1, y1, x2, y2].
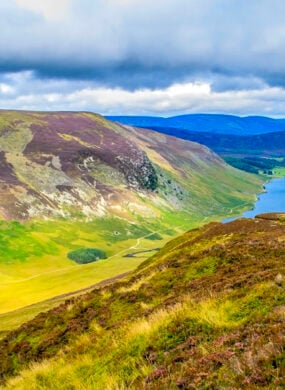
[0, 110, 264, 327]
[2, 2, 285, 388]
[108, 114, 285, 177]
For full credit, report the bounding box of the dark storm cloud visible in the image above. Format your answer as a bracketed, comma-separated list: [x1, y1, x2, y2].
[0, 0, 285, 90]
[1, 0, 285, 115]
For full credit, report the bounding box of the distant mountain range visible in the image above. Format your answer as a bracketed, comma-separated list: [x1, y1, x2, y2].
[108, 114, 285, 175]
[132, 126, 285, 156]
[107, 114, 285, 136]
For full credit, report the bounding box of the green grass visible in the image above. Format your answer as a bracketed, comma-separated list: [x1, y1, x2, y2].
[273, 167, 285, 177]
[1, 214, 284, 389]
[0, 222, 175, 316]
[184, 256, 218, 280]
[0, 176, 258, 318]
[0, 215, 184, 316]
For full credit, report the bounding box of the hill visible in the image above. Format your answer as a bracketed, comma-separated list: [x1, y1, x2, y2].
[107, 114, 285, 136]
[0, 110, 263, 315]
[134, 126, 285, 175]
[138, 127, 285, 157]
[107, 115, 285, 175]
[0, 110, 262, 221]
[0, 213, 284, 389]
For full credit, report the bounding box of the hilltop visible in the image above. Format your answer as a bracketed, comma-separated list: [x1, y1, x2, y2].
[0, 213, 284, 389]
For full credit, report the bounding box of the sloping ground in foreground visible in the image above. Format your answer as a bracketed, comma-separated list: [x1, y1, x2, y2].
[0, 213, 284, 389]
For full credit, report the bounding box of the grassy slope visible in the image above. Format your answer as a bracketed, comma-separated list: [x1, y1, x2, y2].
[0, 214, 284, 389]
[0, 111, 264, 319]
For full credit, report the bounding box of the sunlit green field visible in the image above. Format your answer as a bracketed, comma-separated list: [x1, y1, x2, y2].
[273, 167, 285, 177]
[0, 217, 180, 314]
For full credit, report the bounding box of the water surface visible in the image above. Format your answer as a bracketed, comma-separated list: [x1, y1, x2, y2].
[224, 177, 285, 222]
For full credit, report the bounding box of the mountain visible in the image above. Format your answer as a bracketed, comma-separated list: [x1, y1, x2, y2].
[107, 114, 285, 136]
[0, 110, 263, 315]
[136, 127, 285, 157]
[0, 110, 261, 221]
[106, 115, 285, 175]
[1, 213, 284, 389]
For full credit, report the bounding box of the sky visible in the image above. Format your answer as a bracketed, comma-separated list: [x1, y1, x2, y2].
[1, 0, 285, 116]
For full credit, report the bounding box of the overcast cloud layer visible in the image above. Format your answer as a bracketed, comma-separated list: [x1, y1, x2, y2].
[1, 0, 285, 116]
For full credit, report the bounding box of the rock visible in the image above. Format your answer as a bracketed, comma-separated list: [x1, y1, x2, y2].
[275, 273, 284, 286]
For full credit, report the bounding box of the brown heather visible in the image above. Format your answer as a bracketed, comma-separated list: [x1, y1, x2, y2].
[0, 213, 284, 389]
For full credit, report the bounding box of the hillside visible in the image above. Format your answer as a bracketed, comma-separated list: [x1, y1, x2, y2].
[0, 110, 264, 315]
[133, 126, 285, 175]
[0, 213, 284, 389]
[107, 114, 285, 136]
[138, 126, 285, 157]
[0, 110, 262, 221]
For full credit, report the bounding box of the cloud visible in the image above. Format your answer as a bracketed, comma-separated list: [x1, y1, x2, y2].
[0, 1, 285, 115]
[16, 0, 71, 21]
[1, 0, 285, 87]
[1, 71, 285, 117]
[0, 83, 14, 94]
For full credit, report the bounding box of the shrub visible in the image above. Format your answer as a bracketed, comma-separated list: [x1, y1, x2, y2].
[67, 248, 107, 264]
[146, 233, 163, 241]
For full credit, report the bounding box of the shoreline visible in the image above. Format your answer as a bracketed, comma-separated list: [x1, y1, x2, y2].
[223, 176, 285, 223]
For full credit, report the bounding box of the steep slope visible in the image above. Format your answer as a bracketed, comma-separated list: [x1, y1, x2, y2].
[107, 114, 285, 135]
[0, 214, 284, 389]
[0, 110, 262, 222]
[133, 126, 285, 175]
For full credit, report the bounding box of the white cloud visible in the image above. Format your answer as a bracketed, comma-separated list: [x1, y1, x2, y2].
[0, 83, 14, 94]
[1, 72, 285, 117]
[16, 0, 71, 21]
